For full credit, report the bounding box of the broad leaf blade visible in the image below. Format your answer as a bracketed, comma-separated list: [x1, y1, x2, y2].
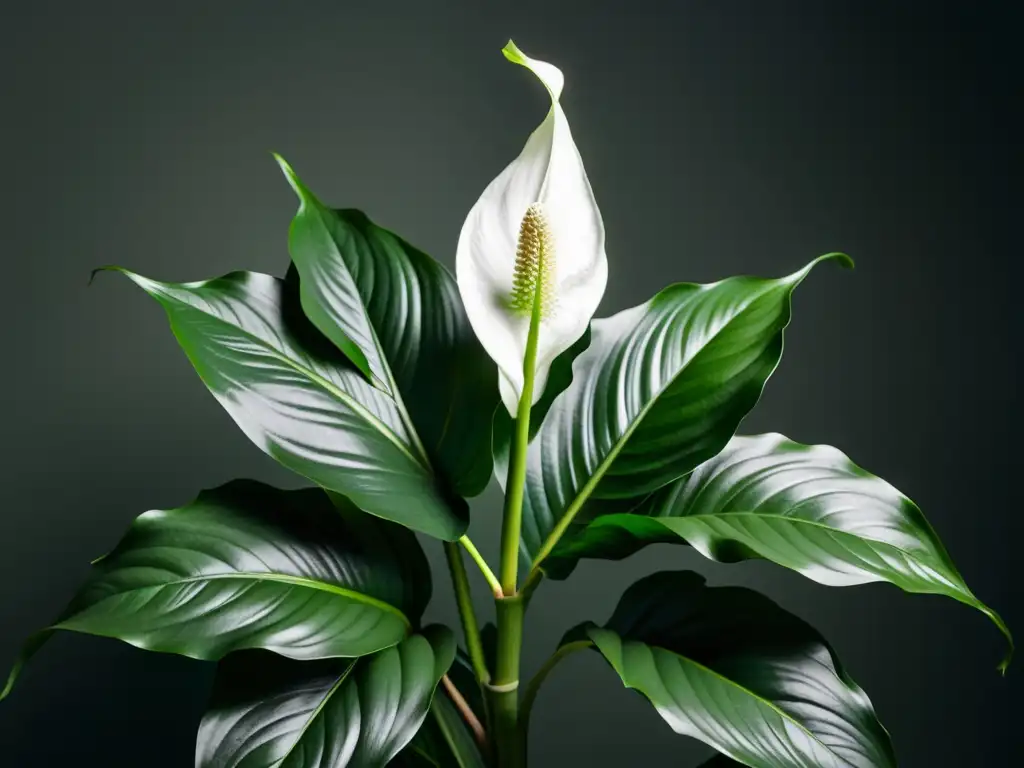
[2, 481, 430, 701]
[576, 571, 896, 768]
[545, 433, 1012, 667]
[196, 626, 455, 768]
[113, 267, 467, 540]
[514, 254, 851, 563]
[279, 157, 498, 497]
[393, 652, 487, 768]
[396, 691, 487, 768]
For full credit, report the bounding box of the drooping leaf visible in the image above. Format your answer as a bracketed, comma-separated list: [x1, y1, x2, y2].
[278, 156, 498, 498]
[1, 481, 430, 701]
[108, 267, 467, 540]
[569, 571, 896, 768]
[544, 433, 1012, 667]
[196, 626, 455, 768]
[505, 254, 851, 563]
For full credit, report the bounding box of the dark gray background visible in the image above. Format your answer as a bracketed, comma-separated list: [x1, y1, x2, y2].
[0, 1, 1019, 765]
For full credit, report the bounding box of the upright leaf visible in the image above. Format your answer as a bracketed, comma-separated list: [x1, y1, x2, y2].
[109, 267, 467, 540]
[544, 433, 1011, 667]
[569, 571, 896, 768]
[506, 254, 851, 563]
[196, 626, 455, 768]
[278, 157, 498, 497]
[2, 481, 430, 701]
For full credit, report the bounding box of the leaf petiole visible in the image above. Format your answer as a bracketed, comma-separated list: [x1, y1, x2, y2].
[459, 535, 503, 598]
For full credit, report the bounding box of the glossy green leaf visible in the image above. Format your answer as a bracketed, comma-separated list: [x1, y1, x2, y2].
[545, 433, 1012, 667]
[570, 571, 896, 768]
[1, 481, 430, 701]
[278, 156, 498, 497]
[394, 652, 487, 768]
[196, 626, 455, 768]
[396, 694, 487, 768]
[109, 266, 467, 540]
[506, 254, 851, 563]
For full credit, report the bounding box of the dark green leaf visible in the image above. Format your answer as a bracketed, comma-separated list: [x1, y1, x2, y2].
[396, 691, 487, 768]
[694, 755, 744, 767]
[2, 480, 429, 701]
[508, 254, 851, 564]
[393, 651, 486, 768]
[110, 267, 467, 540]
[545, 433, 1012, 668]
[571, 571, 896, 768]
[278, 156, 498, 498]
[196, 626, 455, 768]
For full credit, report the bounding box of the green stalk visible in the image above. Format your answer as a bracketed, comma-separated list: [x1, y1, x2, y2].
[488, 595, 525, 767]
[499, 282, 543, 594]
[444, 541, 491, 686]
[519, 640, 592, 731]
[492, 210, 548, 767]
[461, 535, 504, 598]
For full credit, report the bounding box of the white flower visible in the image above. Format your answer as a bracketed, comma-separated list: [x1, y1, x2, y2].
[456, 41, 608, 417]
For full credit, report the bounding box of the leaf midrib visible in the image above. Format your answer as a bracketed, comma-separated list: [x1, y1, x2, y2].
[308, 202, 437, 469]
[282, 660, 358, 763]
[642, 642, 868, 768]
[159, 281, 422, 468]
[662, 511, 950, 570]
[68, 571, 410, 628]
[532, 278, 785, 567]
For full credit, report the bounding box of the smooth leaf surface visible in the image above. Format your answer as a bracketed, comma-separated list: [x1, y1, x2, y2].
[2, 481, 430, 700]
[196, 626, 455, 768]
[279, 157, 498, 497]
[111, 267, 467, 540]
[395, 693, 488, 768]
[545, 433, 1011, 666]
[394, 652, 487, 768]
[571, 571, 896, 768]
[508, 254, 851, 563]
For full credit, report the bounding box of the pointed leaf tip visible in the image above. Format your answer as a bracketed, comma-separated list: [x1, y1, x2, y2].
[501, 39, 525, 63]
[273, 152, 307, 201]
[989, 610, 1013, 675]
[500, 39, 564, 100]
[88, 265, 127, 287]
[827, 251, 855, 269]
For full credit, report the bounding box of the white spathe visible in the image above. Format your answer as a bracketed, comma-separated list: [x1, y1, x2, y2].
[456, 41, 608, 416]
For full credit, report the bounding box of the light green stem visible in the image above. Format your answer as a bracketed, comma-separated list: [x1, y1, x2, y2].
[488, 595, 525, 767]
[499, 286, 543, 595]
[444, 541, 490, 686]
[490, 258, 545, 767]
[460, 535, 503, 598]
[519, 640, 592, 731]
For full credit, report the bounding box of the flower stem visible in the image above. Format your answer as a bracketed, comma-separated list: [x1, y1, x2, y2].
[443, 541, 490, 686]
[499, 285, 543, 594]
[492, 263, 544, 767]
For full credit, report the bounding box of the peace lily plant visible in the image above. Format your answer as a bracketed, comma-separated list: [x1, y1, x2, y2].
[2, 40, 1010, 768]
